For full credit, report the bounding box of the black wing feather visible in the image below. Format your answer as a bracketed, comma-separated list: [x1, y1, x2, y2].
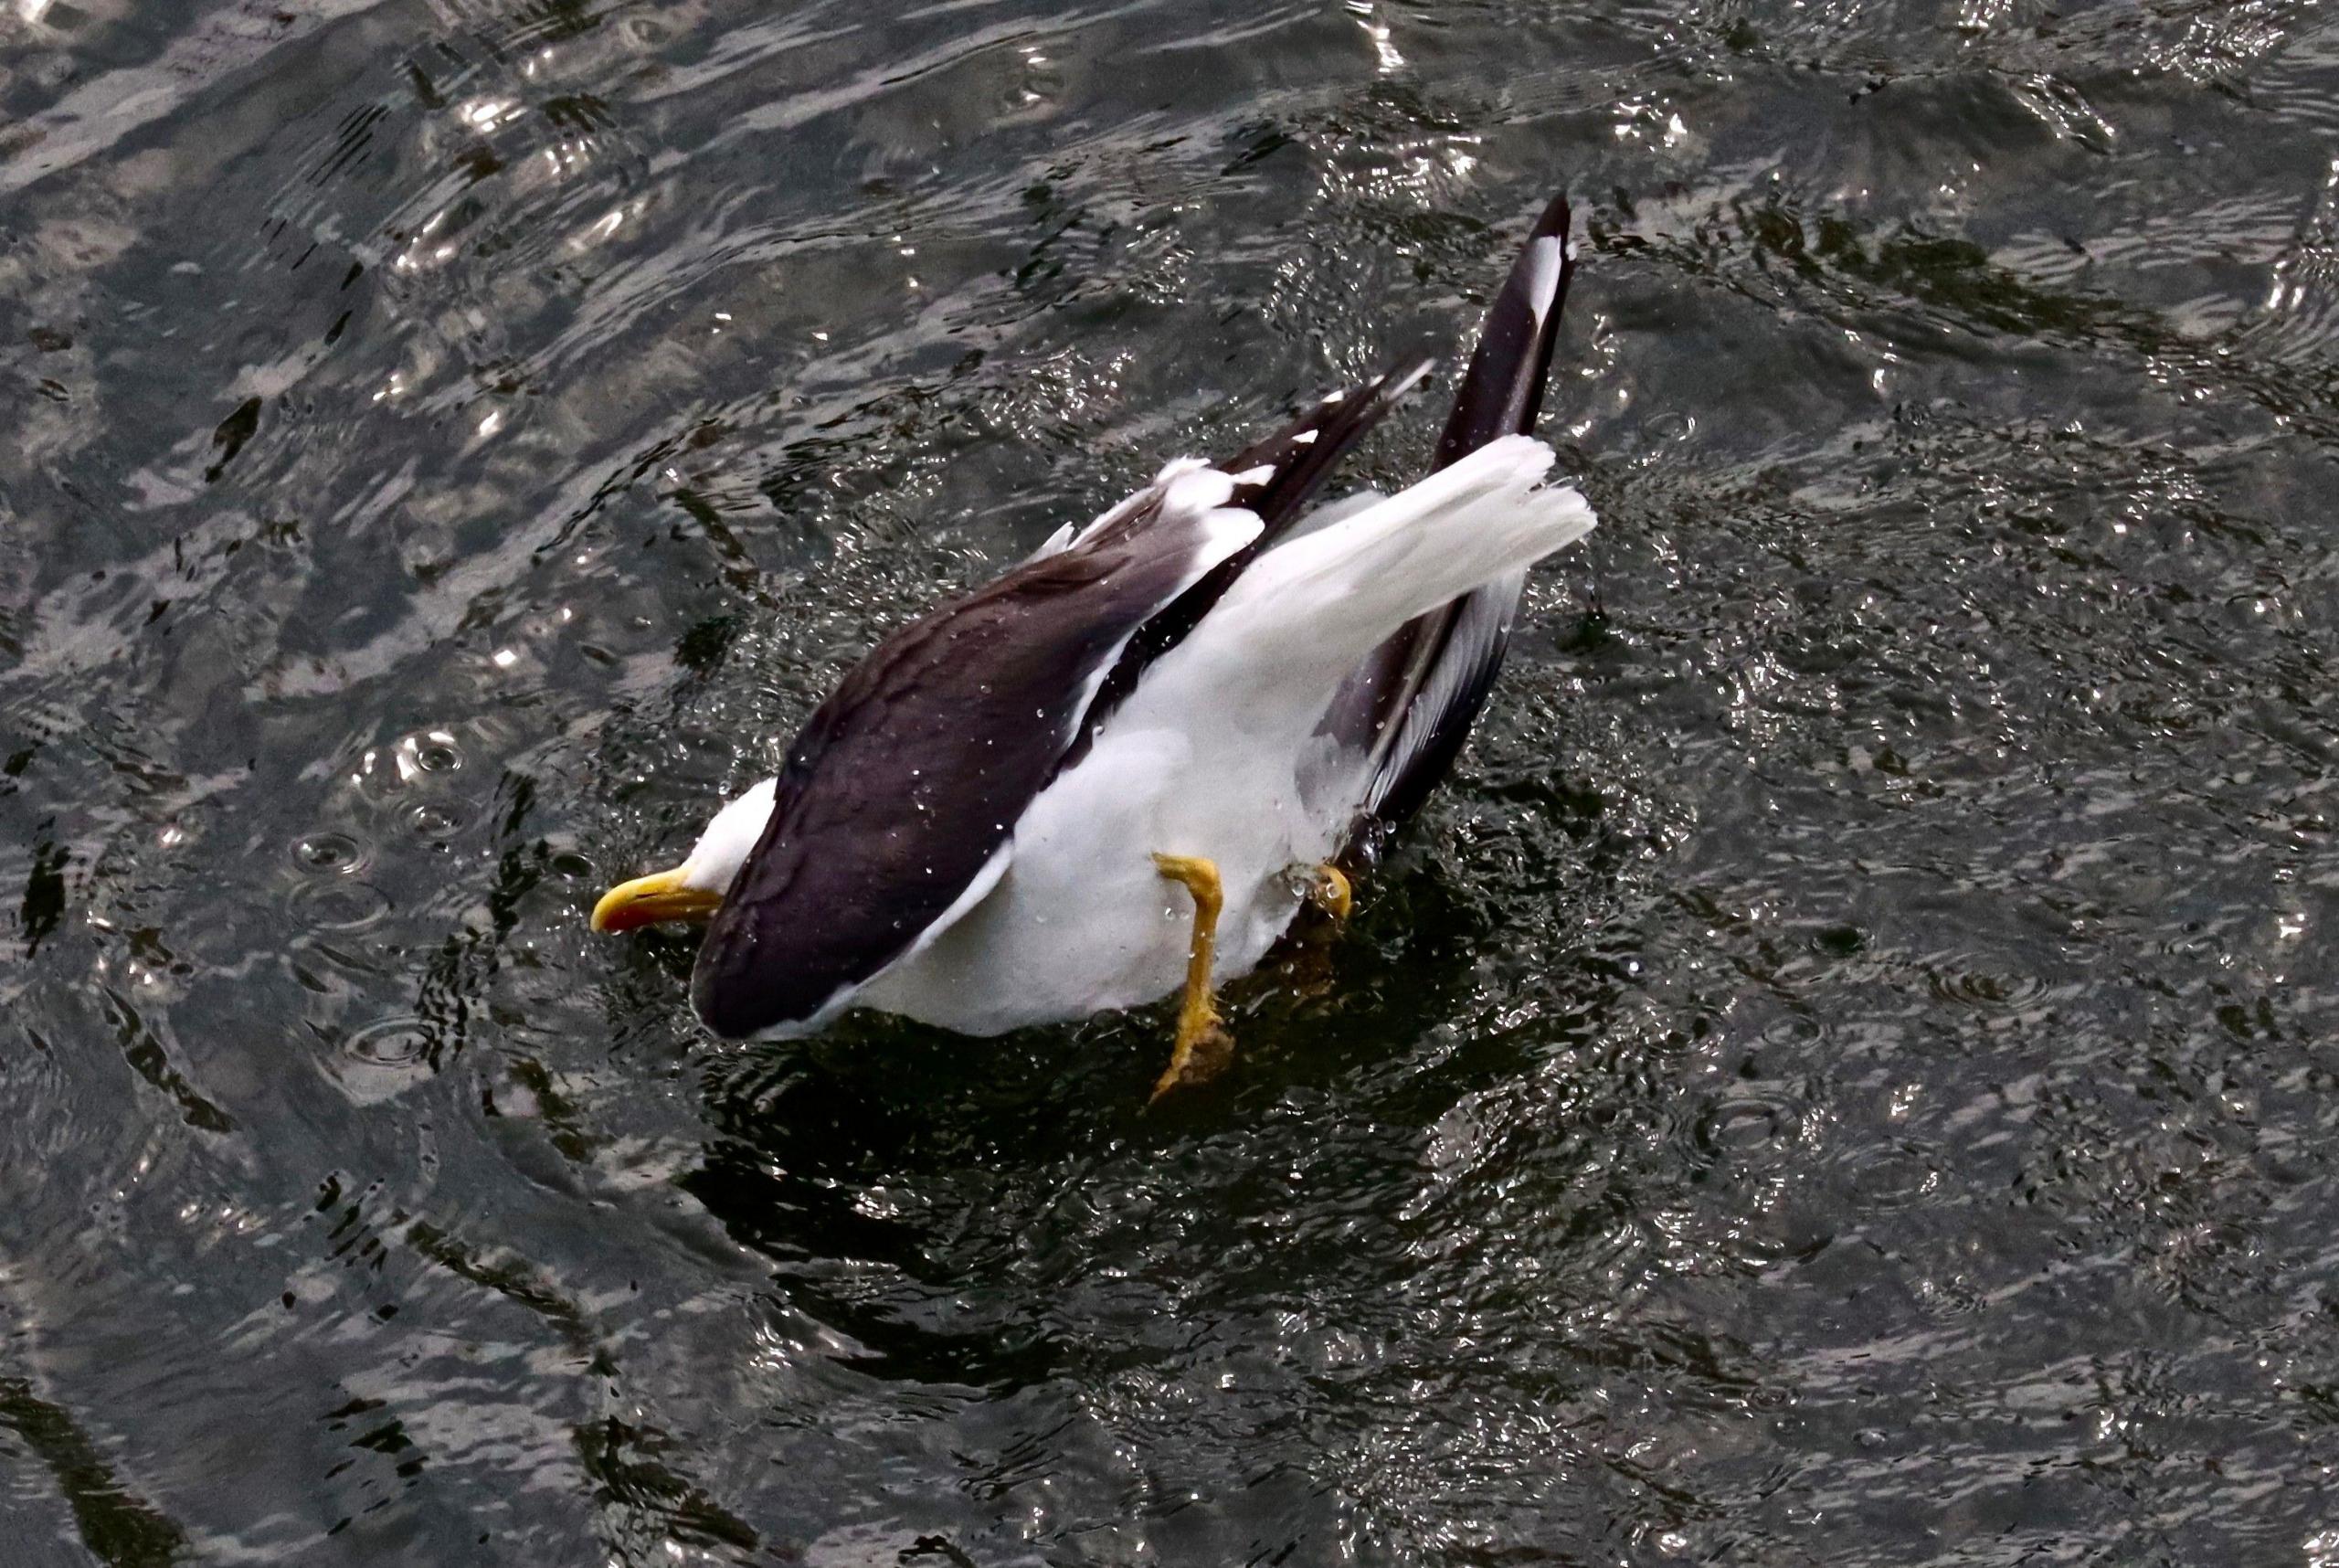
[691, 491, 1238, 1038]
[1056, 360, 1432, 772]
[1341, 192, 1578, 843]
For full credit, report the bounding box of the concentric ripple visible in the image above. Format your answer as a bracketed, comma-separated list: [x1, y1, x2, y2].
[0, 0, 2335, 1563]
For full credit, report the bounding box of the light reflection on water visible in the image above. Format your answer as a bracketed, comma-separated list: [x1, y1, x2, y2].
[2, 0, 2338, 1562]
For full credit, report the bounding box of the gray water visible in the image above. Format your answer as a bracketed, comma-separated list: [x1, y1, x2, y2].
[5, 0, 2339, 1563]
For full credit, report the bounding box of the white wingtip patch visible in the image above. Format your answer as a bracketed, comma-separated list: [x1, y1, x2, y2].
[1162, 464, 1240, 516]
[1292, 429, 1319, 446]
[1523, 236, 1565, 328]
[1151, 455, 1212, 484]
[1025, 520, 1078, 563]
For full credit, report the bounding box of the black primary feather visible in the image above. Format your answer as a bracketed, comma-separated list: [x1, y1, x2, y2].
[1054, 359, 1433, 774]
[1336, 191, 1578, 845]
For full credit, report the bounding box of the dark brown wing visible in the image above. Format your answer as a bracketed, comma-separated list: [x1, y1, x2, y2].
[690, 477, 1254, 1038]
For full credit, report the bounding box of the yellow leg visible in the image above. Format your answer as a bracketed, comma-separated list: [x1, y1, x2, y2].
[1149, 853, 1233, 1103]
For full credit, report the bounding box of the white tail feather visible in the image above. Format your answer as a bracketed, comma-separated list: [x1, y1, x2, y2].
[1205, 435, 1593, 677]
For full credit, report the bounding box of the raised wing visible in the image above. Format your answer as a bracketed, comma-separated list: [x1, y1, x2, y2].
[1333, 192, 1580, 844]
[1056, 359, 1433, 771]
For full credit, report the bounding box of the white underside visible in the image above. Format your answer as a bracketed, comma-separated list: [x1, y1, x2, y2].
[854, 703, 1362, 1034]
[850, 435, 1594, 1036]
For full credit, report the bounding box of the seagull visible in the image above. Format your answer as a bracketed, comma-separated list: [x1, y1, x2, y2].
[593, 192, 1593, 1098]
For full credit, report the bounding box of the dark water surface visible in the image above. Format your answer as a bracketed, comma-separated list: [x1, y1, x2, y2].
[5, 0, 2339, 1562]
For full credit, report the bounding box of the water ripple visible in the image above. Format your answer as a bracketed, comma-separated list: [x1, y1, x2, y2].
[2, 0, 2336, 1561]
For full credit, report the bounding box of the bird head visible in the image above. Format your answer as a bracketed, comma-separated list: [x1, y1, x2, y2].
[589, 778, 777, 933]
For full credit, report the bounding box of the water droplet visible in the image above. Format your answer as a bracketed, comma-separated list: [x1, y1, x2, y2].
[1923, 958, 2047, 1010]
[405, 801, 469, 842]
[1697, 1097, 1788, 1154]
[355, 729, 471, 797]
[324, 1018, 437, 1105]
[344, 1019, 430, 1066]
[411, 738, 462, 774]
[1846, 1142, 1941, 1209]
[291, 832, 366, 874]
[288, 879, 392, 931]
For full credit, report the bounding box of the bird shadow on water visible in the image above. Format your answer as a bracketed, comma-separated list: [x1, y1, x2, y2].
[675, 1016, 1140, 1393]
[684, 854, 1551, 1168]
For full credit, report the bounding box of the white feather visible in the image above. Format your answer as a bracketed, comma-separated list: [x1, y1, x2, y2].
[1064, 455, 1216, 549]
[679, 778, 778, 891]
[1196, 436, 1589, 682]
[1284, 487, 1387, 540]
[1523, 235, 1564, 328]
[1024, 521, 1077, 562]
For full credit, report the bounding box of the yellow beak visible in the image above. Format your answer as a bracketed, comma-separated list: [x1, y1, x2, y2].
[590, 866, 725, 933]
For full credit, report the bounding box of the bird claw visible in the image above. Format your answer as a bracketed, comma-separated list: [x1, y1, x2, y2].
[1303, 862, 1351, 923]
[1148, 1012, 1235, 1105]
[1144, 857, 1353, 1103]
